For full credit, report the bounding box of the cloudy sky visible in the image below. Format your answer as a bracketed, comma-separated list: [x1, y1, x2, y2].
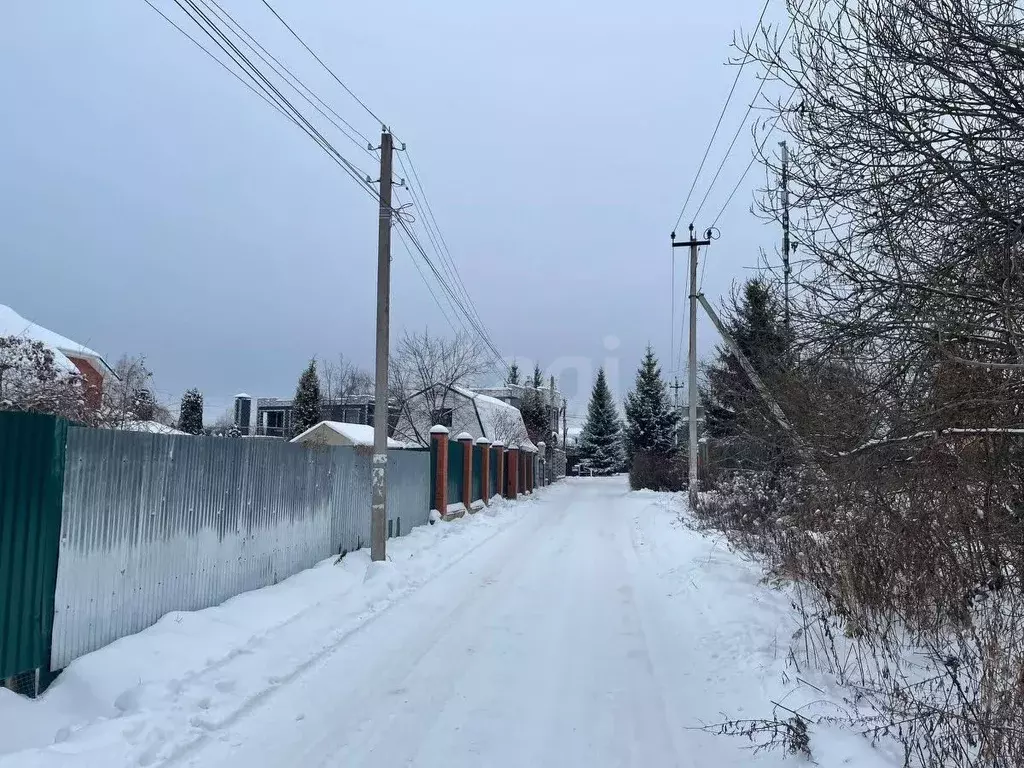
[2, 0, 786, 423]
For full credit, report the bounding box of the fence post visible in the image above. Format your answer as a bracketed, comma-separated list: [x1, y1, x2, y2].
[457, 432, 473, 512]
[476, 437, 491, 505]
[506, 447, 519, 499]
[537, 441, 546, 489]
[493, 441, 505, 500]
[430, 425, 449, 516]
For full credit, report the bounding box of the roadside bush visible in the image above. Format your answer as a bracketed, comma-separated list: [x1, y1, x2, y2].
[695, 445, 1024, 767]
[628, 451, 686, 491]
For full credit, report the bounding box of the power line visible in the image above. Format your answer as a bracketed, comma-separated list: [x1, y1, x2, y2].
[199, 0, 375, 155]
[708, 0, 851, 229]
[396, 215, 510, 374]
[396, 150, 501, 359]
[670, 0, 772, 233]
[169, 0, 376, 195]
[260, 0, 386, 129]
[150, 0, 510, 375]
[142, 0, 292, 122]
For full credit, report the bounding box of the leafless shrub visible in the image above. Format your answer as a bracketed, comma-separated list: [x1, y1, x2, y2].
[0, 336, 94, 423]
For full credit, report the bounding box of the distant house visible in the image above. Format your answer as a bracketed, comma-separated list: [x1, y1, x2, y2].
[233, 393, 400, 439]
[290, 421, 405, 448]
[393, 384, 537, 450]
[474, 383, 563, 412]
[0, 303, 115, 409]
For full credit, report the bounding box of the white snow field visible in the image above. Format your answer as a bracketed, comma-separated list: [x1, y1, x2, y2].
[0, 477, 896, 768]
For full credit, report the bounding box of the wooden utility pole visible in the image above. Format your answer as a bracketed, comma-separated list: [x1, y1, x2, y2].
[780, 141, 791, 332]
[671, 225, 711, 507]
[371, 130, 394, 562]
[562, 397, 567, 456]
[549, 375, 557, 482]
[668, 378, 685, 445]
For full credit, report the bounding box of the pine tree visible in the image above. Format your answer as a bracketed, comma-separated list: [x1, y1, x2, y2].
[702, 278, 789, 472]
[292, 359, 323, 437]
[506, 361, 521, 386]
[579, 368, 624, 474]
[178, 388, 204, 435]
[624, 346, 677, 460]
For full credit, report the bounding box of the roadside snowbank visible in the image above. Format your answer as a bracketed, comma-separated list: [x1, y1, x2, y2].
[642, 490, 902, 767]
[0, 493, 544, 768]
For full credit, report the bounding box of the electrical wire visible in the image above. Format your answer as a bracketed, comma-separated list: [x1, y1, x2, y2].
[142, 0, 292, 122]
[670, 0, 772, 234]
[260, 0, 386, 129]
[396, 150, 501, 360]
[691, 12, 798, 223]
[199, 0, 375, 155]
[149, 0, 511, 376]
[170, 0, 376, 195]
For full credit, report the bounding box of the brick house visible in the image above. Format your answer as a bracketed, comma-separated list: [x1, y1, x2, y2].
[0, 303, 115, 409]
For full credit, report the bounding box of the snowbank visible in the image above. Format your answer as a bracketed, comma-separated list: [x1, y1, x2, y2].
[0, 494, 539, 768]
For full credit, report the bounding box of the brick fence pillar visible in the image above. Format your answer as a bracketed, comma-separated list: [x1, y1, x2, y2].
[457, 432, 473, 512]
[430, 425, 450, 515]
[477, 437, 491, 505]
[537, 441, 546, 489]
[493, 441, 505, 500]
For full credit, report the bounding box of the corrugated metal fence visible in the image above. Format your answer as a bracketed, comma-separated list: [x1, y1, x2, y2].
[0, 413, 66, 683]
[50, 428, 429, 669]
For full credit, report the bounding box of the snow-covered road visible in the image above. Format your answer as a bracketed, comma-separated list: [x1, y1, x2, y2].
[2, 477, 893, 767]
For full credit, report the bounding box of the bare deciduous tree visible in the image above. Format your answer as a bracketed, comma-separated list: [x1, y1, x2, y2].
[319, 353, 373, 405]
[694, 3, 1024, 764]
[390, 330, 488, 444]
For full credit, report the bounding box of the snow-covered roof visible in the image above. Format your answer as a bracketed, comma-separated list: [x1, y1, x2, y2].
[119, 421, 188, 436]
[451, 385, 538, 451]
[290, 421, 405, 448]
[0, 303, 113, 377]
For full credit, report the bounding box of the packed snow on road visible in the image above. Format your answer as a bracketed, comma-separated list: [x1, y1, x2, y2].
[0, 477, 897, 767]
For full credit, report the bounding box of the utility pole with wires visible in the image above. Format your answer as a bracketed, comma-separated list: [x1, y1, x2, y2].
[671, 224, 711, 507]
[780, 140, 791, 332]
[669, 378, 685, 446]
[562, 398, 568, 458]
[371, 129, 394, 563]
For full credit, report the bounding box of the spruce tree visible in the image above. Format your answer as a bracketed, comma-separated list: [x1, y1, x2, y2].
[624, 346, 677, 460]
[520, 386, 548, 444]
[292, 359, 323, 437]
[531, 363, 544, 388]
[579, 368, 624, 474]
[506, 361, 521, 386]
[702, 278, 789, 472]
[134, 388, 156, 422]
[178, 388, 204, 435]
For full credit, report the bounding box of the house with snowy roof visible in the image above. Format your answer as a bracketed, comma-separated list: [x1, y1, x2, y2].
[0, 303, 115, 409]
[393, 384, 537, 451]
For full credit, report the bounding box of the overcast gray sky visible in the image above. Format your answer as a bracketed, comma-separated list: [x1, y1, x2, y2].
[2, 0, 784, 423]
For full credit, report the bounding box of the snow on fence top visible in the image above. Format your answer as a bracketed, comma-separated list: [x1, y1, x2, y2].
[429, 425, 450, 435]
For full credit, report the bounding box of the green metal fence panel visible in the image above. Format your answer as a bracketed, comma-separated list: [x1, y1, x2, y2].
[447, 440, 463, 508]
[471, 445, 482, 502]
[0, 412, 67, 680]
[429, 440, 437, 510]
